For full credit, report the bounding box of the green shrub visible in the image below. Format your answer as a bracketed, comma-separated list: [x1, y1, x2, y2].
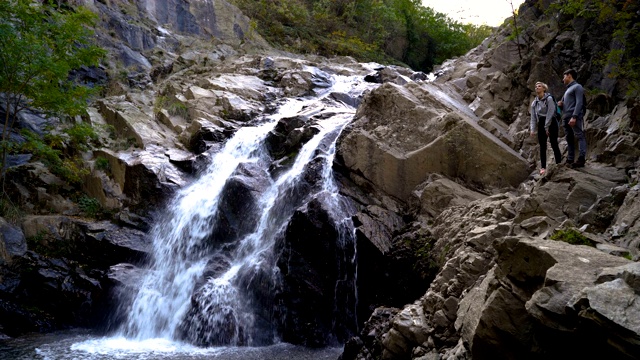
[77, 195, 102, 218]
[64, 123, 99, 151]
[102, 124, 117, 139]
[550, 228, 595, 247]
[95, 156, 110, 172]
[19, 129, 89, 185]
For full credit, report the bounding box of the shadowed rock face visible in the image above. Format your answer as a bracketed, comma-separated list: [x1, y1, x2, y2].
[90, 0, 267, 49]
[275, 194, 357, 347]
[457, 237, 634, 360]
[209, 162, 271, 244]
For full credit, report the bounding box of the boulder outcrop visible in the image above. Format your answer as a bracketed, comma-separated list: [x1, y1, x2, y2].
[338, 81, 530, 201]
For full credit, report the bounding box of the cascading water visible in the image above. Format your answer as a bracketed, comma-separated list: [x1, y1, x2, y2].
[118, 113, 279, 341]
[116, 67, 376, 348]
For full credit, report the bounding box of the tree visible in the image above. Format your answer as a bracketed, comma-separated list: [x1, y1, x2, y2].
[229, 0, 493, 72]
[0, 0, 105, 181]
[508, 0, 522, 60]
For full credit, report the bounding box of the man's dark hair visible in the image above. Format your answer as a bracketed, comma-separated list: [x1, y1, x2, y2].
[563, 68, 577, 79]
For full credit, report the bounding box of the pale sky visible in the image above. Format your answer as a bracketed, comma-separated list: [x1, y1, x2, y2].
[422, 0, 526, 26]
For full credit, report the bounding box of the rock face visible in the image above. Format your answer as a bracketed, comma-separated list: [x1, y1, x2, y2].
[0, 215, 150, 335]
[338, 81, 530, 200]
[275, 194, 357, 347]
[458, 237, 632, 360]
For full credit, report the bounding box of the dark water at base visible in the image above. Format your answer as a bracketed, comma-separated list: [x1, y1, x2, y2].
[0, 330, 342, 360]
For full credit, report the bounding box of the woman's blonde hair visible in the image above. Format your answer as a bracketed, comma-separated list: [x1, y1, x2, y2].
[535, 81, 548, 91]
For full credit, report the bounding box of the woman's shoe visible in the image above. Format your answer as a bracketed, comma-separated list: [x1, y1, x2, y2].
[540, 168, 546, 175]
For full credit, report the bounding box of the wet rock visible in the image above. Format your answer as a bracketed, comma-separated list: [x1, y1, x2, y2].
[182, 118, 234, 154]
[198, 74, 273, 102]
[339, 307, 399, 360]
[264, 115, 309, 158]
[364, 66, 412, 85]
[162, 148, 197, 174]
[0, 251, 111, 336]
[279, 67, 332, 97]
[209, 162, 271, 244]
[20, 216, 151, 267]
[275, 194, 357, 347]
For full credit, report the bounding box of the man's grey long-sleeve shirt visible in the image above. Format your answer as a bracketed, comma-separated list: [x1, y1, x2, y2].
[561, 80, 585, 120]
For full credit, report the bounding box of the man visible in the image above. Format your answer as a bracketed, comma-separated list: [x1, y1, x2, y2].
[558, 69, 587, 168]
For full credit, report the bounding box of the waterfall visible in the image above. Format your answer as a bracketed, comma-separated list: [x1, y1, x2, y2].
[117, 67, 375, 347]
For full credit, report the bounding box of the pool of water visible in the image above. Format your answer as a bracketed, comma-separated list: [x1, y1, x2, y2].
[0, 330, 343, 360]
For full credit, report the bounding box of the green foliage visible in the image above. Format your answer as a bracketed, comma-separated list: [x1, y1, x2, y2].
[77, 195, 102, 218]
[155, 95, 190, 119]
[95, 156, 110, 172]
[64, 122, 99, 151]
[0, 198, 23, 222]
[229, 0, 493, 72]
[100, 123, 117, 140]
[19, 129, 90, 185]
[0, 0, 106, 180]
[0, 1, 105, 116]
[550, 228, 595, 247]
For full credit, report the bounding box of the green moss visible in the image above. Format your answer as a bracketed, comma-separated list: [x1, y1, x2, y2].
[550, 228, 595, 247]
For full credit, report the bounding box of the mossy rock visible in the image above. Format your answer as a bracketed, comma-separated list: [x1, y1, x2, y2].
[550, 228, 595, 247]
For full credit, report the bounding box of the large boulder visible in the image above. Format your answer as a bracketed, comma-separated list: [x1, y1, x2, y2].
[90, 147, 185, 212]
[338, 82, 530, 201]
[96, 98, 175, 149]
[209, 162, 272, 244]
[456, 237, 634, 360]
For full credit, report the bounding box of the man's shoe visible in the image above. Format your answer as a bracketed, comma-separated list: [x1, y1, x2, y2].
[565, 159, 574, 166]
[571, 157, 585, 168]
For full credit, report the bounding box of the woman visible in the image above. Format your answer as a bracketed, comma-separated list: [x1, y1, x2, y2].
[530, 81, 562, 175]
